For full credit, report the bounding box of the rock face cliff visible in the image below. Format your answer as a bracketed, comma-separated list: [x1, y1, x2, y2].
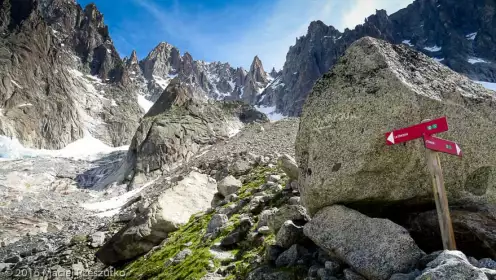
[0, 0, 142, 149]
[261, 0, 496, 116]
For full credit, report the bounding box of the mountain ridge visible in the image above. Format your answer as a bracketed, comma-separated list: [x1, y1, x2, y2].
[257, 0, 496, 116]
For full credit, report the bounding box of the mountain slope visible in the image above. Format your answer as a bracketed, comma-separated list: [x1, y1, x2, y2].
[260, 0, 496, 116]
[0, 0, 142, 149]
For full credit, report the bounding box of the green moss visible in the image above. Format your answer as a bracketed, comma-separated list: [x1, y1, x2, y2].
[112, 165, 286, 280]
[115, 213, 214, 280]
[238, 166, 276, 199]
[228, 233, 276, 278]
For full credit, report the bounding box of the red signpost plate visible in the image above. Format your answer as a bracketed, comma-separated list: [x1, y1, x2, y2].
[423, 134, 462, 157]
[385, 117, 449, 145]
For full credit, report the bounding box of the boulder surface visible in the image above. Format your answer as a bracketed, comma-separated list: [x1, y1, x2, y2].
[96, 171, 217, 265]
[304, 205, 424, 280]
[296, 37, 496, 216]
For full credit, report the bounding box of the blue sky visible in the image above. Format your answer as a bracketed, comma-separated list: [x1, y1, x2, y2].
[77, 0, 413, 70]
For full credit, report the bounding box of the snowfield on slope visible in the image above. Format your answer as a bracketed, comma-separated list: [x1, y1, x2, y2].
[0, 134, 128, 161]
[255, 105, 285, 121]
[475, 81, 496, 92]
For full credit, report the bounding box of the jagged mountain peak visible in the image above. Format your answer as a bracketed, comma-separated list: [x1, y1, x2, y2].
[129, 50, 139, 63]
[249, 55, 268, 84]
[146, 41, 179, 58]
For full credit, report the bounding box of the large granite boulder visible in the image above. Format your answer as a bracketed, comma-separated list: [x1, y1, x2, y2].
[296, 37, 496, 216]
[96, 171, 217, 265]
[304, 205, 424, 280]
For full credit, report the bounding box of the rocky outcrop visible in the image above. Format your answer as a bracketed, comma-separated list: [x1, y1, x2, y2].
[0, 0, 142, 149]
[94, 80, 268, 188]
[260, 0, 496, 116]
[296, 37, 496, 216]
[304, 205, 424, 280]
[96, 171, 217, 265]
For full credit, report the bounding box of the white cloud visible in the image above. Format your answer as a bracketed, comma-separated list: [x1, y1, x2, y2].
[340, 0, 414, 30]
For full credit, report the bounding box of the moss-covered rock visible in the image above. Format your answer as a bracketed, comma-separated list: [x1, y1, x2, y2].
[112, 165, 288, 280]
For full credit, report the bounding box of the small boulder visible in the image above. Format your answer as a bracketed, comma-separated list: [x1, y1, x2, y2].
[220, 217, 253, 247]
[231, 160, 252, 176]
[217, 175, 242, 197]
[207, 214, 228, 234]
[479, 258, 496, 269]
[258, 226, 271, 235]
[267, 174, 281, 183]
[304, 205, 423, 280]
[258, 208, 278, 228]
[277, 154, 299, 180]
[343, 269, 366, 280]
[268, 205, 310, 232]
[89, 231, 106, 248]
[173, 248, 192, 264]
[275, 244, 307, 267]
[308, 265, 323, 277]
[417, 250, 494, 280]
[265, 245, 284, 263]
[324, 260, 341, 275]
[389, 270, 421, 280]
[276, 220, 305, 248]
[247, 265, 295, 280]
[288, 196, 301, 205]
[4, 255, 21, 263]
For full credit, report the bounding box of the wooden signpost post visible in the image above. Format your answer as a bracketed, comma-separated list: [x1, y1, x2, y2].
[385, 116, 460, 250]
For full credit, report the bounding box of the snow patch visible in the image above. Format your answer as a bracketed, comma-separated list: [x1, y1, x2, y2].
[270, 77, 285, 90]
[475, 81, 496, 92]
[137, 94, 154, 113]
[402, 40, 414, 47]
[466, 32, 477, 40]
[153, 75, 172, 90]
[424, 45, 442, 52]
[0, 134, 128, 161]
[82, 179, 157, 217]
[17, 103, 33, 108]
[255, 105, 285, 122]
[468, 57, 488, 64]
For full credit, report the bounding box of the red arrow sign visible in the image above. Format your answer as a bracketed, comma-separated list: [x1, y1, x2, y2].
[385, 117, 448, 145]
[423, 134, 462, 157]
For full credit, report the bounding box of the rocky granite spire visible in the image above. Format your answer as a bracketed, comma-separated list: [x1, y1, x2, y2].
[249, 55, 268, 84]
[269, 67, 280, 78]
[140, 42, 181, 79]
